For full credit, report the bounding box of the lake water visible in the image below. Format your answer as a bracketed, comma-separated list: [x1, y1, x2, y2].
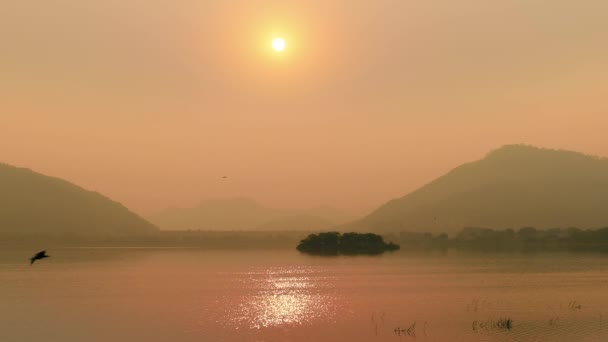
[2, 248, 608, 342]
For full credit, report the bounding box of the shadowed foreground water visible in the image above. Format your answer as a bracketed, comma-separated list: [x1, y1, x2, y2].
[1, 249, 608, 341]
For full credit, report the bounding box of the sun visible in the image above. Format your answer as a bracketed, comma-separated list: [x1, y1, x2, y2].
[271, 37, 286, 52]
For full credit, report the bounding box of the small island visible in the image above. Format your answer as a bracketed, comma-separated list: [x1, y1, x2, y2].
[296, 232, 400, 255]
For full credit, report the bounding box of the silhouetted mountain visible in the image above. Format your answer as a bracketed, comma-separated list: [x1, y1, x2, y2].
[0, 163, 157, 235]
[149, 198, 354, 231]
[300, 206, 355, 226]
[149, 198, 284, 231]
[349, 145, 608, 233]
[256, 214, 334, 231]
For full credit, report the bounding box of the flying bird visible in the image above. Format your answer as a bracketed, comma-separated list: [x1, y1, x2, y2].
[30, 250, 50, 265]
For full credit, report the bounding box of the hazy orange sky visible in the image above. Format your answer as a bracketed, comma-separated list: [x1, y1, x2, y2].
[1, 0, 607, 216]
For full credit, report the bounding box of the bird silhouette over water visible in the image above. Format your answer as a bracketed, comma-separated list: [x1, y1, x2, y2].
[30, 250, 50, 265]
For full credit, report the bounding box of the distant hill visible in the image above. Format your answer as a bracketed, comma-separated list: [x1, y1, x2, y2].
[256, 215, 334, 231]
[348, 145, 608, 234]
[300, 206, 355, 227]
[0, 163, 157, 235]
[148, 198, 354, 231]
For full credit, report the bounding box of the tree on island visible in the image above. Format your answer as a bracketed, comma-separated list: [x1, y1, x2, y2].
[296, 232, 400, 255]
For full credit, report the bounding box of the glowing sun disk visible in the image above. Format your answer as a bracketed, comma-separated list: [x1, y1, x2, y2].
[272, 37, 286, 52]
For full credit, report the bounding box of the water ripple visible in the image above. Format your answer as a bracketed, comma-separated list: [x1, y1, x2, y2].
[224, 266, 339, 329]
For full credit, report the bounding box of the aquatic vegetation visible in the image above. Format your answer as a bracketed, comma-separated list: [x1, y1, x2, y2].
[568, 301, 582, 311]
[548, 316, 561, 326]
[394, 322, 417, 337]
[472, 318, 513, 332]
[370, 311, 386, 336]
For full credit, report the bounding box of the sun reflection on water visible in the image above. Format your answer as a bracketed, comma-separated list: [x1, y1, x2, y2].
[230, 267, 338, 329]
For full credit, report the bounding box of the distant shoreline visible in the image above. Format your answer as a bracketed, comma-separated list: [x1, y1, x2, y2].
[3, 227, 608, 253]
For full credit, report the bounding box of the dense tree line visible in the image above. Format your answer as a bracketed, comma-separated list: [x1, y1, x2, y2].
[384, 226, 608, 251]
[296, 232, 400, 255]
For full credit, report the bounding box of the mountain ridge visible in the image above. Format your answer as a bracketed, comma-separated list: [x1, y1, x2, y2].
[0, 162, 157, 235]
[347, 145, 608, 233]
[148, 197, 355, 231]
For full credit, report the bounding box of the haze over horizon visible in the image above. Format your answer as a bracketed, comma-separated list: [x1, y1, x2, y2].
[2, 0, 607, 216]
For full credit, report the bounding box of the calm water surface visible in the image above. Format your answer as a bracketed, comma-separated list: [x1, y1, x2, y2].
[2, 249, 608, 341]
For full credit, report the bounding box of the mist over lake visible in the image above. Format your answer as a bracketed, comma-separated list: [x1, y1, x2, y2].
[3, 248, 608, 342]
